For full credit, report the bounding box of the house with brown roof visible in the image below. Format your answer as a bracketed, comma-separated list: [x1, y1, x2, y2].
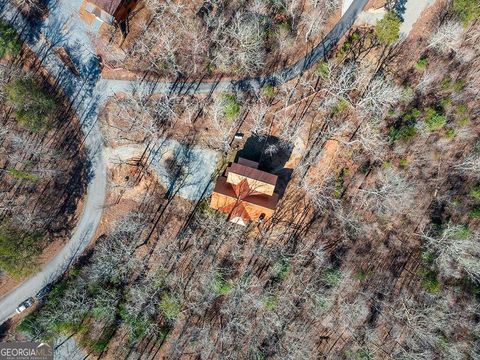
[84, 0, 137, 25]
[210, 158, 280, 226]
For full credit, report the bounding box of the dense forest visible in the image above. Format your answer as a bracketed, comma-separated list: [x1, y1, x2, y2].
[2, 0, 479, 359]
[0, 19, 87, 280]
[98, 0, 341, 77]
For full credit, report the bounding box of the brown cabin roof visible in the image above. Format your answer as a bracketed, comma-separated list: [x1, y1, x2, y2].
[210, 158, 280, 224]
[88, 0, 123, 13]
[227, 163, 278, 186]
[213, 176, 279, 211]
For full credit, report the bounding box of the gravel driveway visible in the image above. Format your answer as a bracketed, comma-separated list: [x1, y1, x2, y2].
[106, 141, 219, 201]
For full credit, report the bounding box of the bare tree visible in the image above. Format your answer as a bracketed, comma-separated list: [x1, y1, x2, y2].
[388, 291, 475, 360]
[422, 224, 480, 281]
[356, 76, 403, 119]
[13, 0, 40, 11]
[416, 68, 442, 94]
[87, 213, 145, 284]
[129, 0, 207, 76]
[213, 12, 266, 75]
[249, 100, 270, 139]
[347, 119, 387, 159]
[390, 293, 449, 359]
[428, 21, 464, 55]
[302, 0, 340, 42]
[454, 152, 480, 177]
[300, 174, 339, 210]
[359, 168, 415, 216]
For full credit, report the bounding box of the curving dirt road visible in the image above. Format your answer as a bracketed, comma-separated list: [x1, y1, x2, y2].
[0, 0, 369, 325]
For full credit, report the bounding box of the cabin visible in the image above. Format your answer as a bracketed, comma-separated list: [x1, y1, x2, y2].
[210, 158, 279, 226]
[84, 0, 137, 25]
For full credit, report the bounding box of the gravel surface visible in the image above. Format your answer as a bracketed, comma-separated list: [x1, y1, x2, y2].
[354, 0, 436, 37]
[400, 0, 435, 36]
[107, 142, 219, 201]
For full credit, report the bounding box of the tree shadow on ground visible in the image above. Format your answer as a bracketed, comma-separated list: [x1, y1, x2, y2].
[0, 319, 10, 341]
[22, 0, 58, 27]
[235, 135, 293, 198]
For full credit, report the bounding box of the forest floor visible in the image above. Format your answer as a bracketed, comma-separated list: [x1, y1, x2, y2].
[95, 0, 342, 80]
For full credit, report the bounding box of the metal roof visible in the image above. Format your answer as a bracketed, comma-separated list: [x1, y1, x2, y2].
[88, 0, 123, 14]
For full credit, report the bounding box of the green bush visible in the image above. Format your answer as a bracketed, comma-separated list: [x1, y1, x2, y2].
[8, 168, 38, 181]
[345, 348, 374, 360]
[421, 250, 435, 265]
[263, 294, 279, 310]
[453, 225, 471, 239]
[416, 58, 428, 71]
[16, 314, 39, 336]
[407, 108, 421, 120]
[198, 198, 223, 219]
[375, 12, 401, 44]
[91, 338, 109, 353]
[213, 274, 234, 295]
[452, 0, 480, 25]
[458, 117, 470, 126]
[315, 61, 330, 79]
[445, 128, 456, 139]
[322, 267, 343, 287]
[399, 158, 409, 168]
[272, 260, 290, 282]
[331, 98, 349, 116]
[0, 21, 20, 58]
[424, 108, 446, 131]
[360, 162, 372, 174]
[470, 186, 480, 200]
[159, 293, 181, 320]
[251, 349, 266, 360]
[51, 319, 81, 335]
[463, 277, 480, 298]
[439, 98, 452, 109]
[262, 84, 275, 98]
[158, 328, 170, 341]
[441, 76, 452, 90]
[355, 269, 371, 282]
[5, 77, 57, 131]
[0, 224, 43, 278]
[220, 93, 241, 121]
[206, 62, 216, 74]
[469, 207, 480, 218]
[314, 293, 333, 312]
[453, 79, 466, 92]
[389, 108, 421, 141]
[335, 168, 348, 198]
[120, 308, 152, 341]
[389, 124, 417, 142]
[91, 307, 108, 320]
[418, 267, 441, 293]
[276, 20, 291, 33]
[341, 40, 351, 53]
[456, 103, 468, 115]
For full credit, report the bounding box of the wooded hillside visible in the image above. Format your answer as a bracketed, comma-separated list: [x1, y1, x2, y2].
[11, 0, 480, 359]
[0, 21, 87, 280]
